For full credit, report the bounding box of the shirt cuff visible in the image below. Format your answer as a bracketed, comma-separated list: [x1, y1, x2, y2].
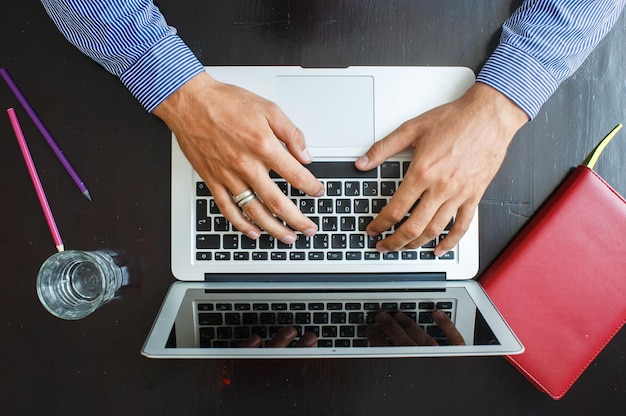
[119, 34, 205, 113]
[477, 42, 560, 120]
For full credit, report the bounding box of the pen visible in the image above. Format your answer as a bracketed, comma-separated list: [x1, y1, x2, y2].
[1, 68, 92, 201]
[7, 108, 65, 253]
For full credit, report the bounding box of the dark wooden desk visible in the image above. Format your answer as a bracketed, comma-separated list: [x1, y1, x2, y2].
[1, 1, 624, 414]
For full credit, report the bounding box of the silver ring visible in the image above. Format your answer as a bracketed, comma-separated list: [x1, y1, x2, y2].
[237, 193, 257, 208]
[233, 188, 254, 204]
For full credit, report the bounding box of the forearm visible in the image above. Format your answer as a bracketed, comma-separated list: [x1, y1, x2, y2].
[40, 0, 204, 111]
[477, 0, 625, 119]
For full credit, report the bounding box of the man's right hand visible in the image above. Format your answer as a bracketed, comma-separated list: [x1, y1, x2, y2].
[153, 72, 324, 244]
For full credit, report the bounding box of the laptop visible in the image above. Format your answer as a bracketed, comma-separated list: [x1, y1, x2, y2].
[142, 66, 523, 358]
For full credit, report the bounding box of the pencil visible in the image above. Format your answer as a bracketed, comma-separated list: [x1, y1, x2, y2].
[1, 68, 92, 201]
[7, 108, 64, 252]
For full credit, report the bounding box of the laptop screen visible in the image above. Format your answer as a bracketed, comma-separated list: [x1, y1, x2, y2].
[142, 281, 523, 358]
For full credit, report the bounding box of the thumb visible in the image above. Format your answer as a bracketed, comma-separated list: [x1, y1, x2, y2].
[355, 127, 412, 171]
[267, 106, 313, 164]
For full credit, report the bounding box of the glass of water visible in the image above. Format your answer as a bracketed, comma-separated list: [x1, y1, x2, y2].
[36, 250, 123, 320]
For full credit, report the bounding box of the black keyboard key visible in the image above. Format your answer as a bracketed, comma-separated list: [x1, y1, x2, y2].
[304, 326, 320, 336]
[196, 200, 210, 231]
[362, 181, 378, 196]
[197, 303, 214, 311]
[335, 339, 351, 347]
[295, 312, 311, 324]
[242, 313, 258, 325]
[349, 312, 365, 323]
[322, 326, 338, 337]
[381, 161, 401, 178]
[344, 181, 360, 196]
[345, 303, 361, 310]
[196, 182, 211, 196]
[196, 235, 220, 249]
[260, 313, 276, 324]
[271, 303, 288, 310]
[327, 302, 342, 310]
[400, 302, 416, 310]
[364, 302, 380, 310]
[382, 302, 398, 311]
[225, 313, 240, 325]
[418, 311, 434, 324]
[199, 327, 214, 347]
[216, 303, 232, 311]
[436, 302, 453, 310]
[196, 252, 212, 261]
[198, 313, 222, 325]
[313, 312, 329, 324]
[418, 302, 435, 309]
[217, 327, 232, 339]
[380, 181, 396, 196]
[420, 251, 436, 260]
[318, 340, 333, 347]
[353, 339, 369, 347]
[291, 162, 377, 179]
[326, 181, 342, 196]
[234, 327, 250, 339]
[253, 303, 269, 310]
[331, 312, 347, 324]
[277, 313, 294, 324]
[309, 303, 324, 310]
[340, 326, 355, 337]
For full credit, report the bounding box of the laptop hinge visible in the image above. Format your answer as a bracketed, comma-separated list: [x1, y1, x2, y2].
[203, 272, 447, 283]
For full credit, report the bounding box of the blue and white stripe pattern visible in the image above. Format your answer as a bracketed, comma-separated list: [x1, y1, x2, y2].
[40, 0, 204, 112]
[41, 0, 624, 117]
[477, 0, 625, 119]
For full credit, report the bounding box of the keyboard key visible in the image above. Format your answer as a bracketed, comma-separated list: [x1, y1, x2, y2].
[196, 182, 211, 196]
[322, 326, 337, 337]
[198, 313, 222, 325]
[196, 235, 220, 249]
[381, 161, 401, 178]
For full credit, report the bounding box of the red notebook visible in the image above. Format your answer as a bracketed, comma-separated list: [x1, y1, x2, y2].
[480, 124, 626, 400]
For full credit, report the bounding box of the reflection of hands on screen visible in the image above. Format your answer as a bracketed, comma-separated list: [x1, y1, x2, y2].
[237, 310, 463, 348]
[367, 310, 465, 346]
[239, 326, 318, 348]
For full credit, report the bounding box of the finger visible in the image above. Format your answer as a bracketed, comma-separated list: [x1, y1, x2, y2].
[434, 202, 476, 257]
[209, 182, 262, 240]
[401, 201, 458, 251]
[266, 104, 315, 165]
[366, 179, 426, 239]
[374, 311, 417, 346]
[392, 312, 438, 346]
[266, 326, 298, 348]
[373, 192, 442, 252]
[365, 325, 391, 347]
[239, 334, 264, 348]
[294, 331, 318, 347]
[244, 178, 318, 240]
[433, 309, 466, 346]
[355, 123, 414, 171]
[269, 155, 324, 198]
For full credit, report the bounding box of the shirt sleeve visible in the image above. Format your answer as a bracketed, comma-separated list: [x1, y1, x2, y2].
[40, 0, 205, 112]
[477, 0, 625, 119]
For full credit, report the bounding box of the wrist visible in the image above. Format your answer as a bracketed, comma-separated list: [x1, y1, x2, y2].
[468, 82, 529, 143]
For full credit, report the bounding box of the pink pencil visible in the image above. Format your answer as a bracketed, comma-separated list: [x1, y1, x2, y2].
[7, 108, 64, 252]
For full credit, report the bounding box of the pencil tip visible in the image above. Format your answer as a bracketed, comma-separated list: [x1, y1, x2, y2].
[56, 244, 65, 252]
[83, 190, 93, 202]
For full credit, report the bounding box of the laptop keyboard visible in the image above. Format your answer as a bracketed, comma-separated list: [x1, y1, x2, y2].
[195, 297, 457, 348]
[194, 160, 456, 263]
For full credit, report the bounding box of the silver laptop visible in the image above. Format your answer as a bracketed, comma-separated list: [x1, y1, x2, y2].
[142, 66, 523, 358]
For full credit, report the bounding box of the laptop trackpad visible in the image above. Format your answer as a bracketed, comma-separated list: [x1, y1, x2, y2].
[276, 76, 375, 149]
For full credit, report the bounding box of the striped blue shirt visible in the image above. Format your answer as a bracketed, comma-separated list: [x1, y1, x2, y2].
[40, 0, 624, 118]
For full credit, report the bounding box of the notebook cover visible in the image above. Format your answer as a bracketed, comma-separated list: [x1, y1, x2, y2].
[479, 165, 626, 400]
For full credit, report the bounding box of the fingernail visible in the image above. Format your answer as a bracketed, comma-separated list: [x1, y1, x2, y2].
[303, 228, 317, 237]
[315, 186, 325, 197]
[433, 309, 446, 320]
[302, 148, 313, 164]
[281, 234, 296, 244]
[355, 155, 369, 169]
[246, 230, 260, 239]
[434, 248, 447, 257]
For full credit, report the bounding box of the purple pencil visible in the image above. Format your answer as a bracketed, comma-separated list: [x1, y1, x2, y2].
[1, 68, 92, 201]
[8, 108, 64, 252]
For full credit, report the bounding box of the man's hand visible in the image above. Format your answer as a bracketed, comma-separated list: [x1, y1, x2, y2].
[239, 327, 318, 348]
[366, 310, 466, 346]
[356, 83, 528, 256]
[154, 72, 324, 244]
